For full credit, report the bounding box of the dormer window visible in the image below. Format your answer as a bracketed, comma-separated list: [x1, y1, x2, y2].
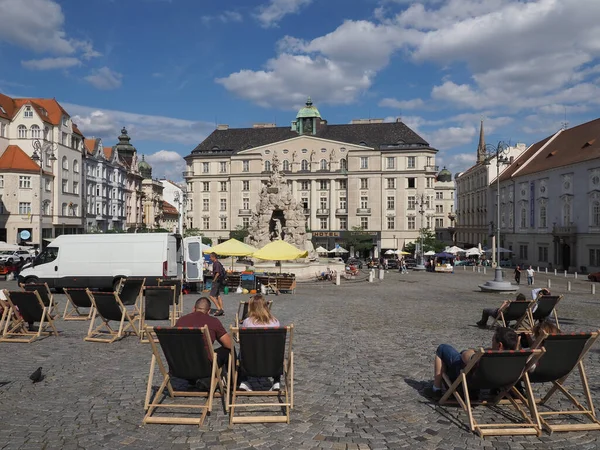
[24, 106, 33, 118]
[359, 141, 367, 146]
[62, 115, 68, 126]
[0, 106, 6, 114]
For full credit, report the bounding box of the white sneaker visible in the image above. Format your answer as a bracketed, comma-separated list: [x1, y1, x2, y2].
[270, 382, 280, 391]
[239, 381, 253, 391]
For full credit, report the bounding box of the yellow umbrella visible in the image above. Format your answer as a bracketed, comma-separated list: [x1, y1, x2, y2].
[399, 251, 411, 255]
[253, 240, 308, 265]
[208, 238, 257, 270]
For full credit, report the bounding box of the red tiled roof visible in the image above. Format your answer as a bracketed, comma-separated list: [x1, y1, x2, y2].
[13, 98, 70, 126]
[0, 93, 17, 120]
[0, 145, 41, 172]
[162, 201, 179, 215]
[84, 138, 97, 155]
[72, 123, 84, 137]
[103, 146, 113, 159]
[497, 136, 553, 182]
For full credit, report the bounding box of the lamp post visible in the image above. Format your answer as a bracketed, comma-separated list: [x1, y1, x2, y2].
[414, 194, 426, 271]
[31, 139, 57, 251]
[447, 211, 457, 245]
[174, 190, 187, 235]
[479, 141, 516, 292]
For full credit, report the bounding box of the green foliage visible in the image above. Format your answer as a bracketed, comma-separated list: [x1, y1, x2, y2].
[230, 225, 249, 242]
[404, 228, 445, 254]
[183, 228, 212, 245]
[341, 226, 374, 252]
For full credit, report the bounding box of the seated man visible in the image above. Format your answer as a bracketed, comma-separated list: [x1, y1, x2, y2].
[175, 297, 232, 387]
[531, 287, 550, 300]
[476, 293, 527, 328]
[426, 327, 518, 399]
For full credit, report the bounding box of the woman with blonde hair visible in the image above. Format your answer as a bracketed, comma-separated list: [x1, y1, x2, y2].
[242, 294, 280, 328]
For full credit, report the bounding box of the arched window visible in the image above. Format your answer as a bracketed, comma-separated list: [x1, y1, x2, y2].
[301, 159, 309, 171]
[282, 160, 290, 171]
[73, 159, 79, 173]
[18, 125, 27, 138]
[264, 160, 271, 172]
[30, 124, 41, 139]
[340, 158, 347, 170]
[592, 201, 600, 227]
[320, 159, 328, 171]
[62, 156, 68, 170]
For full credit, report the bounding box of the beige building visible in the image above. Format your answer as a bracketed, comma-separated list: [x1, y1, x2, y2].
[184, 98, 447, 253]
[433, 168, 456, 243]
[140, 157, 165, 229]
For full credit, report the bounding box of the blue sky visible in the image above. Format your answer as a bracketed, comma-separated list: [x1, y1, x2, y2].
[1, 0, 600, 181]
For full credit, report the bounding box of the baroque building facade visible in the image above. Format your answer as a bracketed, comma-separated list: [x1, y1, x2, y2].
[184, 98, 452, 253]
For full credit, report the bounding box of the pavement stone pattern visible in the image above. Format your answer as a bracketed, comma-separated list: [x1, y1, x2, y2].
[0, 268, 599, 449]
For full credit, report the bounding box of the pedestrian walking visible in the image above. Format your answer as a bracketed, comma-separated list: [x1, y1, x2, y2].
[526, 265, 534, 286]
[514, 265, 521, 285]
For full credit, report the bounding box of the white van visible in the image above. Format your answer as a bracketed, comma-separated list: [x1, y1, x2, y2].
[19, 233, 183, 290]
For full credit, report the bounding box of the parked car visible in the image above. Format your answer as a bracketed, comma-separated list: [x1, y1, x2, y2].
[346, 258, 363, 269]
[404, 258, 417, 269]
[387, 259, 399, 269]
[0, 250, 32, 264]
[455, 260, 476, 266]
[588, 272, 600, 282]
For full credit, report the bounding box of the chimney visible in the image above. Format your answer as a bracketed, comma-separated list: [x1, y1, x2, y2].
[252, 123, 277, 129]
[217, 124, 229, 130]
[396, 118, 403, 123]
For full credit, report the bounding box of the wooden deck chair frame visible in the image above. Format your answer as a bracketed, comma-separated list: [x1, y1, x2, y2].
[491, 300, 533, 331]
[143, 326, 225, 427]
[514, 330, 600, 433]
[0, 290, 59, 343]
[85, 289, 139, 343]
[525, 295, 564, 332]
[158, 278, 184, 318]
[20, 282, 57, 316]
[62, 288, 94, 321]
[139, 286, 177, 343]
[229, 325, 294, 425]
[117, 277, 145, 318]
[439, 348, 545, 438]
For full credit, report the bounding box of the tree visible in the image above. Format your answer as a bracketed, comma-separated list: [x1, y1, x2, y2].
[183, 228, 212, 245]
[404, 228, 445, 255]
[230, 225, 249, 242]
[342, 226, 374, 253]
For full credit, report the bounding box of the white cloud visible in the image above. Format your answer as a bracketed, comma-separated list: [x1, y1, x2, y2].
[84, 67, 123, 90]
[436, 151, 477, 175]
[255, 0, 313, 28]
[201, 10, 243, 26]
[379, 97, 424, 109]
[145, 150, 186, 181]
[66, 103, 215, 146]
[21, 56, 81, 71]
[429, 125, 477, 150]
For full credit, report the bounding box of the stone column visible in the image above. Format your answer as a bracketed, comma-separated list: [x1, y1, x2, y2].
[329, 179, 336, 231]
[310, 180, 317, 231]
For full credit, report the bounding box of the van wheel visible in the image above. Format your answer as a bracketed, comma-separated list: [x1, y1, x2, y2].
[113, 278, 123, 292]
[24, 277, 39, 284]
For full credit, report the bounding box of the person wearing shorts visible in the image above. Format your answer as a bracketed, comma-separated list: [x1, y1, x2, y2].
[209, 252, 225, 316]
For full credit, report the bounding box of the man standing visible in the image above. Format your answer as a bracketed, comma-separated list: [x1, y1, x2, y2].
[526, 265, 535, 286]
[209, 252, 225, 316]
[514, 265, 521, 285]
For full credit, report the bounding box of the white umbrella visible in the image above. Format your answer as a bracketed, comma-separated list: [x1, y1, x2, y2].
[315, 246, 329, 254]
[385, 249, 395, 255]
[329, 246, 349, 253]
[424, 250, 436, 256]
[485, 247, 512, 254]
[445, 245, 465, 254]
[465, 247, 481, 256]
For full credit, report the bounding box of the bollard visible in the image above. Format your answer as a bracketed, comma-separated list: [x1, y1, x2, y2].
[379, 268, 384, 280]
[575, 272, 578, 279]
[472, 266, 476, 272]
[537, 266, 540, 272]
[568, 281, 571, 291]
[477, 266, 481, 273]
[554, 269, 557, 276]
[564, 270, 567, 277]
[545, 268, 548, 274]
[368, 270, 374, 283]
[336, 272, 340, 286]
[463, 265, 466, 271]
[592, 284, 596, 295]
[483, 267, 486, 275]
[547, 279, 551, 289]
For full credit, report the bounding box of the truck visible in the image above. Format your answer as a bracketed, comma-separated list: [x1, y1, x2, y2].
[18, 233, 202, 290]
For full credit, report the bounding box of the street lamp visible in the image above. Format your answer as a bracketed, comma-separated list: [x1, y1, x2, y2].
[414, 193, 427, 271]
[447, 211, 457, 245]
[174, 191, 187, 235]
[31, 139, 57, 251]
[479, 141, 516, 292]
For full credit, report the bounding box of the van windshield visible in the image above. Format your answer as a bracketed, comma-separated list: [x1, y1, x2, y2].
[36, 247, 59, 265]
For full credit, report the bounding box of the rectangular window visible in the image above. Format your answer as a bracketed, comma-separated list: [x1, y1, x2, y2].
[242, 217, 250, 228]
[386, 157, 395, 169]
[319, 218, 328, 230]
[219, 162, 227, 173]
[339, 197, 347, 210]
[220, 181, 227, 192]
[299, 181, 308, 190]
[386, 178, 395, 189]
[521, 209, 527, 228]
[538, 246, 548, 263]
[242, 160, 249, 172]
[360, 157, 368, 169]
[387, 196, 395, 210]
[319, 180, 328, 190]
[407, 196, 415, 210]
[242, 198, 249, 210]
[19, 176, 31, 189]
[202, 182, 209, 192]
[360, 217, 368, 229]
[360, 196, 368, 209]
[19, 202, 31, 215]
[319, 198, 327, 210]
[338, 179, 347, 190]
[435, 218, 444, 228]
[61, 132, 68, 145]
[387, 216, 395, 230]
[301, 197, 309, 210]
[242, 180, 249, 191]
[203, 217, 210, 229]
[0, 175, 3, 188]
[73, 181, 79, 194]
[407, 156, 415, 169]
[435, 205, 443, 213]
[436, 192, 443, 200]
[202, 199, 209, 211]
[540, 206, 547, 228]
[426, 177, 433, 188]
[220, 199, 227, 211]
[220, 217, 227, 230]
[339, 217, 347, 230]
[360, 178, 368, 189]
[589, 249, 600, 266]
[408, 216, 416, 229]
[519, 244, 528, 260]
[202, 162, 209, 173]
[62, 179, 68, 193]
[45, 179, 51, 192]
[0, 123, 6, 137]
[407, 178, 416, 189]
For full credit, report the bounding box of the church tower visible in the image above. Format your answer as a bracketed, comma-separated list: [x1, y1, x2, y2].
[476, 120, 486, 163]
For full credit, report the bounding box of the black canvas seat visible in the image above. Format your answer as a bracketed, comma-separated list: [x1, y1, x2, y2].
[491, 300, 533, 331]
[139, 286, 177, 342]
[20, 282, 56, 315]
[158, 279, 183, 317]
[529, 295, 563, 330]
[229, 325, 294, 425]
[439, 348, 544, 438]
[85, 290, 139, 343]
[517, 331, 600, 433]
[118, 277, 145, 313]
[0, 290, 59, 343]
[62, 288, 93, 321]
[143, 326, 225, 426]
[235, 299, 273, 325]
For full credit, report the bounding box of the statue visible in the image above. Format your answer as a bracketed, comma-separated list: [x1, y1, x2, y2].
[270, 218, 282, 240]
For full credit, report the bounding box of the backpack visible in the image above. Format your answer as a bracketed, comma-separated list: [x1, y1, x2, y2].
[217, 261, 227, 282]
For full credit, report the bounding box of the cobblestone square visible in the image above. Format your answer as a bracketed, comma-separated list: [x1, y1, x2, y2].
[1, 269, 599, 449]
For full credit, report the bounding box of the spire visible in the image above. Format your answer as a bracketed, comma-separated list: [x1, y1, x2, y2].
[476, 119, 486, 163]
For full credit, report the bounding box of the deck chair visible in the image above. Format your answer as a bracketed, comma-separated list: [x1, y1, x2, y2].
[20, 282, 56, 316]
[143, 326, 225, 426]
[439, 348, 545, 438]
[140, 286, 177, 342]
[528, 295, 563, 331]
[235, 299, 273, 325]
[118, 277, 145, 316]
[0, 290, 59, 343]
[515, 330, 600, 433]
[158, 279, 183, 318]
[229, 325, 294, 425]
[85, 290, 139, 343]
[62, 288, 94, 320]
[491, 300, 533, 331]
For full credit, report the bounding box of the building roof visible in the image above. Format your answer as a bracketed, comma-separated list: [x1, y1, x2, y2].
[72, 123, 84, 137]
[84, 138, 97, 155]
[0, 93, 17, 120]
[497, 136, 553, 183]
[0, 94, 71, 128]
[0, 145, 42, 173]
[162, 201, 179, 216]
[190, 120, 431, 156]
[296, 97, 321, 119]
[103, 147, 113, 159]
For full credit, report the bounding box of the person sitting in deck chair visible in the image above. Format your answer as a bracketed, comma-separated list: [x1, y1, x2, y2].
[175, 297, 232, 388]
[426, 327, 518, 400]
[476, 293, 527, 328]
[238, 294, 282, 392]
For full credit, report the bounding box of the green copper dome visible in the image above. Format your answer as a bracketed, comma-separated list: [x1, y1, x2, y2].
[437, 167, 452, 182]
[139, 155, 152, 179]
[296, 97, 321, 119]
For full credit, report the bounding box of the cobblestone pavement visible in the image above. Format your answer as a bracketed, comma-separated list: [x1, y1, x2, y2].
[1, 269, 599, 449]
